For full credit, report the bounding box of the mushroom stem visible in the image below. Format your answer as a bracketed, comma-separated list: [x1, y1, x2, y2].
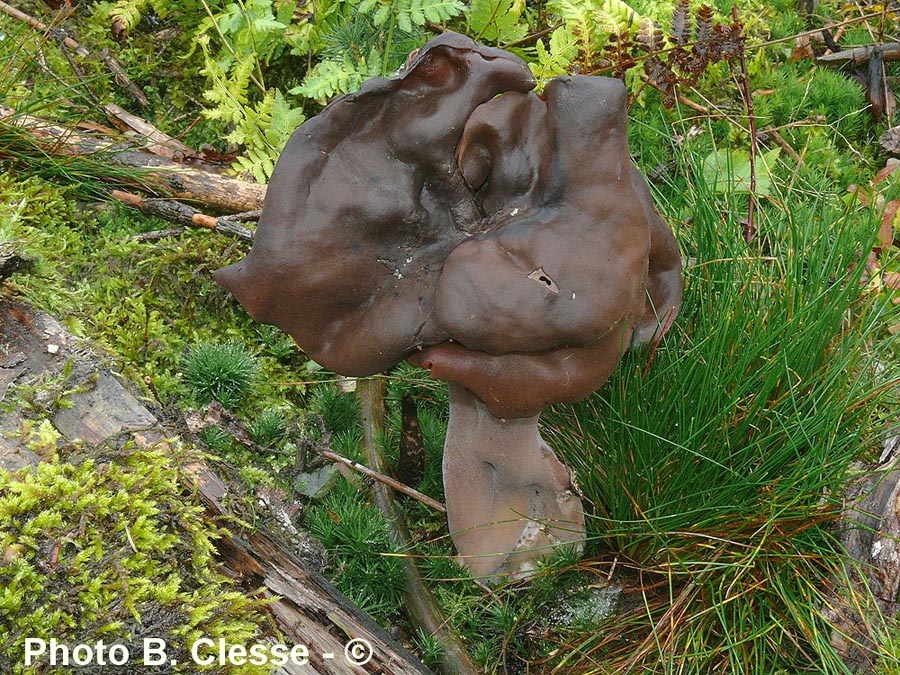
[443, 383, 585, 580]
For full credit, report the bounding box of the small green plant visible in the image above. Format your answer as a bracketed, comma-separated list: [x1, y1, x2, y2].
[248, 406, 288, 447]
[305, 482, 406, 621]
[182, 341, 259, 409]
[198, 424, 236, 452]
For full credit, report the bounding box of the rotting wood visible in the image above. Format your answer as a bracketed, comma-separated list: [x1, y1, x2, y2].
[185, 461, 432, 675]
[103, 103, 197, 160]
[0, 243, 32, 280]
[0, 300, 432, 675]
[357, 379, 480, 675]
[817, 42, 900, 65]
[824, 434, 900, 672]
[0, 105, 267, 213]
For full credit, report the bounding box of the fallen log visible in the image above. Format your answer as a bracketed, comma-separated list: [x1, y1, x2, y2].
[0, 105, 267, 213]
[0, 300, 431, 675]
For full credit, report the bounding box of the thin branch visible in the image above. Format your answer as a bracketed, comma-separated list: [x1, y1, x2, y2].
[733, 6, 757, 244]
[751, 12, 888, 49]
[765, 127, 802, 164]
[502, 22, 563, 49]
[110, 189, 254, 242]
[817, 42, 900, 65]
[315, 447, 446, 514]
[0, 1, 87, 55]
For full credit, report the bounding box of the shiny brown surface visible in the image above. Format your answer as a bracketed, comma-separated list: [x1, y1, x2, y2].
[215, 32, 683, 419]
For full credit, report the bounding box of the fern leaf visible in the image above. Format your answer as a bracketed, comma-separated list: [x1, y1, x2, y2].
[530, 25, 579, 81]
[468, 0, 527, 44]
[373, 3, 392, 25]
[415, 0, 464, 24]
[671, 0, 691, 45]
[292, 50, 382, 104]
[595, 0, 646, 29]
[111, 0, 151, 31]
[364, 0, 463, 29]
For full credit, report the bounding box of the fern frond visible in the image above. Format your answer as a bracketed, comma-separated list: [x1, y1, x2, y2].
[291, 50, 383, 104]
[467, 0, 528, 44]
[361, 0, 464, 30]
[530, 25, 579, 81]
[595, 0, 647, 30]
[110, 0, 152, 31]
[227, 89, 306, 183]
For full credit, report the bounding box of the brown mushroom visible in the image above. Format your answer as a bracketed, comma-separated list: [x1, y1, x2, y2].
[215, 32, 683, 581]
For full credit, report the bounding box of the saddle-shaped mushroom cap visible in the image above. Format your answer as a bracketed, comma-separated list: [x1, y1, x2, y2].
[215, 32, 683, 580]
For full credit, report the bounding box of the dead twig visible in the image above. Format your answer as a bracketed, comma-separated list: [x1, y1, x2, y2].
[0, 1, 86, 55]
[765, 127, 802, 164]
[732, 6, 757, 244]
[111, 189, 254, 242]
[316, 446, 446, 513]
[502, 22, 563, 49]
[817, 41, 900, 65]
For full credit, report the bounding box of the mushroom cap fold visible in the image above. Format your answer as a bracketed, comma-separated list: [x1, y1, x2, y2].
[215, 32, 683, 418]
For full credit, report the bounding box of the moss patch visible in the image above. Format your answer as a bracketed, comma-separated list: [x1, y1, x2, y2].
[0, 431, 273, 674]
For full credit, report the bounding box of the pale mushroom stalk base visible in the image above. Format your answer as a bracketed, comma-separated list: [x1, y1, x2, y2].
[444, 383, 585, 581]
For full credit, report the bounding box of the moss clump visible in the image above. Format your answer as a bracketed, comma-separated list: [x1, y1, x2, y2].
[0, 431, 273, 674]
[182, 341, 259, 409]
[248, 407, 288, 448]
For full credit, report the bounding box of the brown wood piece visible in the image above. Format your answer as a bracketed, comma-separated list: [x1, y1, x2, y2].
[817, 42, 900, 65]
[0, 105, 267, 213]
[102, 103, 196, 160]
[397, 394, 426, 490]
[825, 435, 900, 672]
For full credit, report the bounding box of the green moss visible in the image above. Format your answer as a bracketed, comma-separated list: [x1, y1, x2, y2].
[305, 481, 405, 622]
[182, 341, 259, 409]
[247, 407, 288, 448]
[0, 435, 273, 674]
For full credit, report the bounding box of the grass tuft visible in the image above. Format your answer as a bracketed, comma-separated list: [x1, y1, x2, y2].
[540, 158, 898, 673]
[248, 406, 288, 448]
